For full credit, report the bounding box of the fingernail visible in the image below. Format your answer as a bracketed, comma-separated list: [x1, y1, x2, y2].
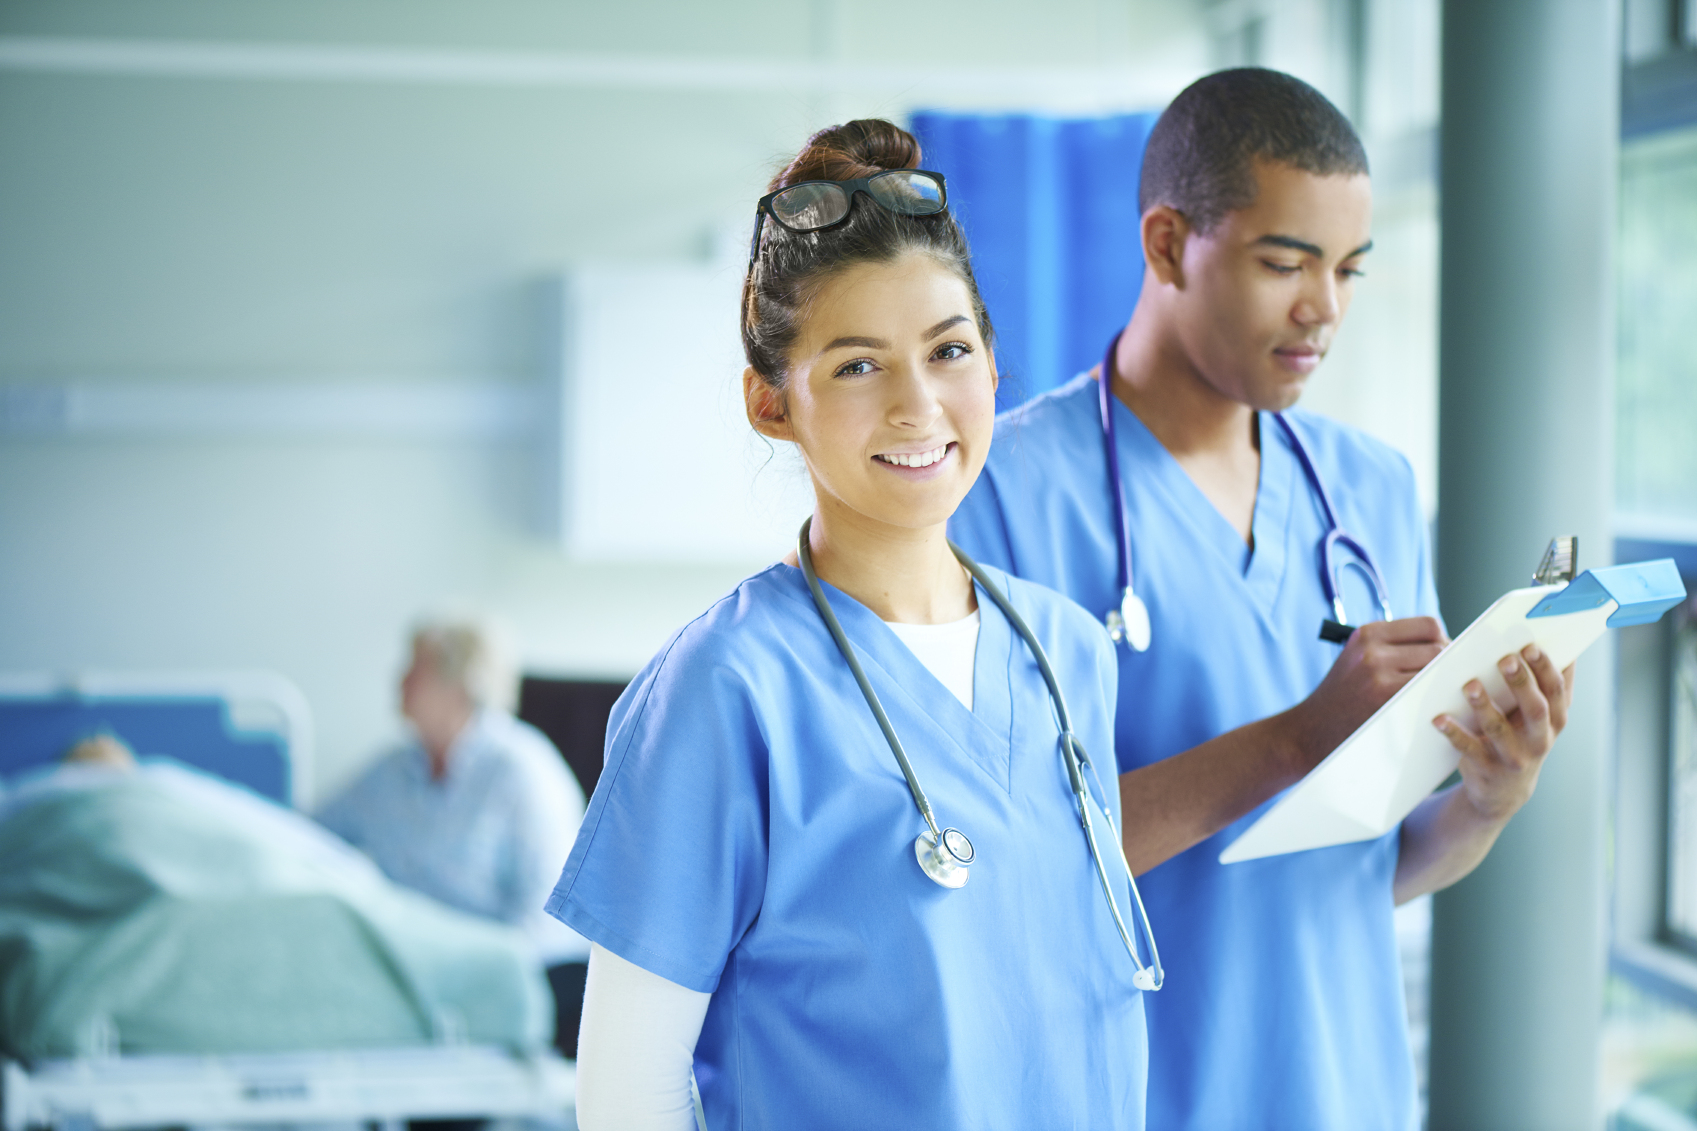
[1432, 716, 1448, 731]
[1524, 644, 1542, 662]
[1466, 682, 1485, 703]
[1501, 656, 1521, 677]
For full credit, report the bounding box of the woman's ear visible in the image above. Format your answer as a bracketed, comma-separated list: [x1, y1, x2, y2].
[744, 367, 793, 441]
[1141, 204, 1190, 289]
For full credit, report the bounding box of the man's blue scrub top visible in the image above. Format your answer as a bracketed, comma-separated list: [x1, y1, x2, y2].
[950, 375, 1439, 1131]
[547, 562, 1150, 1131]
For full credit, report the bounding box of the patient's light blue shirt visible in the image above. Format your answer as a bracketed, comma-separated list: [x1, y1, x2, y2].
[319, 709, 589, 964]
[950, 375, 1438, 1131]
[548, 563, 1149, 1130]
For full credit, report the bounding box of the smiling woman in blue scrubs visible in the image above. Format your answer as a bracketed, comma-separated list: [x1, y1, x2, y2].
[546, 120, 1150, 1131]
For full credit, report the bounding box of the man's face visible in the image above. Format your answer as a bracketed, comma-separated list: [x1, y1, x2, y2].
[1169, 159, 1373, 412]
[399, 640, 465, 732]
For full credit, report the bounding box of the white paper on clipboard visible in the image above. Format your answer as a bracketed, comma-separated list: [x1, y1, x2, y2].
[1221, 560, 1686, 864]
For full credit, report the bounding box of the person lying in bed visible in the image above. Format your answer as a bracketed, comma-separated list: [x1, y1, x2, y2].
[0, 736, 553, 1060]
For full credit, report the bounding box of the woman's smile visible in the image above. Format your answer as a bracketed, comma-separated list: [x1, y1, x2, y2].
[873, 441, 957, 475]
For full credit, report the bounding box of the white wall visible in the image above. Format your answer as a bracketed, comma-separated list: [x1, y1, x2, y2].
[0, 432, 755, 797]
[0, 0, 1442, 801]
[0, 0, 1216, 801]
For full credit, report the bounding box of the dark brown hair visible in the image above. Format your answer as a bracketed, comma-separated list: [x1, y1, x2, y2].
[741, 119, 993, 390]
[1139, 68, 1368, 234]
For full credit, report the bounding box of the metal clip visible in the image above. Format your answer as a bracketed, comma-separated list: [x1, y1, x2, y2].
[1533, 536, 1577, 586]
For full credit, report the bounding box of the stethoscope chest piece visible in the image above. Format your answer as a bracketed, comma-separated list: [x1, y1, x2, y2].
[1105, 589, 1152, 653]
[916, 827, 974, 888]
[796, 518, 1159, 983]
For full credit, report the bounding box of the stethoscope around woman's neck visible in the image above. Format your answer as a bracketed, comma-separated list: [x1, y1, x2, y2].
[796, 518, 1163, 993]
[1096, 331, 1393, 649]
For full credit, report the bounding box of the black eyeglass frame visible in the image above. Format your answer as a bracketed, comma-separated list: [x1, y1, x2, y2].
[747, 169, 950, 264]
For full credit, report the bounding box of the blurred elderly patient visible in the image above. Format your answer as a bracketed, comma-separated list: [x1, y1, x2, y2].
[63, 732, 138, 769]
[317, 620, 591, 1055]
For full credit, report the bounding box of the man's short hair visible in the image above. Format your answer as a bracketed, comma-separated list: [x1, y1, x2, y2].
[1139, 68, 1368, 234]
[412, 618, 519, 713]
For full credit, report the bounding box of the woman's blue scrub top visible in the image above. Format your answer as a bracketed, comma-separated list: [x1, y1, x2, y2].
[950, 376, 1440, 1131]
[547, 562, 1149, 1131]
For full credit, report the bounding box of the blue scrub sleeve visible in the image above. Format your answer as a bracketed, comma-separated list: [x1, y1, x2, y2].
[949, 470, 1018, 574]
[546, 645, 769, 994]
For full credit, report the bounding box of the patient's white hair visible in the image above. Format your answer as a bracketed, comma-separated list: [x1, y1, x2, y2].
[412, 617, 519, 714]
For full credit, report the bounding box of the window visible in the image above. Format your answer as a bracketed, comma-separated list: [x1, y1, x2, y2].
[1606, 35, 1697, 1123]
[1618, 123, 1697, 534]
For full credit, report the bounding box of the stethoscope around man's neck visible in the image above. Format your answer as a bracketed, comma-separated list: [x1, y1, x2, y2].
[796, 517, 1163, 994]
[1096, 331, 1393, 648]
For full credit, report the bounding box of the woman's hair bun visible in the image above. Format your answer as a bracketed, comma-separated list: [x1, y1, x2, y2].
[769, 119, 922, 191]
[743, 117, 992, 393]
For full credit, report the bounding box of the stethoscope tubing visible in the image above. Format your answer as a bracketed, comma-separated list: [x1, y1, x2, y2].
[1276, 409, 1395, 625]
[1097, 331, 1393, 637]
[797, 520, 945, 845]
[796, 517, 1163, 989]
[1097, 336, 1137, 599]
[958, 549, 1163, 990]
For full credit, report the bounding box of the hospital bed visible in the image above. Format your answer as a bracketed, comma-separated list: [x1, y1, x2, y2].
[0, 672, 576, 1131]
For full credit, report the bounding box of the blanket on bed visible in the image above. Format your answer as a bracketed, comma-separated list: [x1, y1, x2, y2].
[0, 763, 552, 1059]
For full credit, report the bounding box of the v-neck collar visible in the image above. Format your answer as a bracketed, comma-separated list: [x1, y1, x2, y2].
[1110, 398, 1297, 616]
[772, 564, 1016, 793]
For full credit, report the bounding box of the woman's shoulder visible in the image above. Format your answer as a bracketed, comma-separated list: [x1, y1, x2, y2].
[654, 564, 807, 665]
[983, 567, 1113, 657]
[593, 568, 813, 799]
[616, 565, 812, 716]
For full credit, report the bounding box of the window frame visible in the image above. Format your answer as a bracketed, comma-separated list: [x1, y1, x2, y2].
[1661, 599, 1697, 958]
[1612, 538, 1697, 1007]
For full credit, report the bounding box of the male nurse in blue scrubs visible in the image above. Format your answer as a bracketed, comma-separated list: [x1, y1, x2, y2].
[950, 67, 1574, 1131]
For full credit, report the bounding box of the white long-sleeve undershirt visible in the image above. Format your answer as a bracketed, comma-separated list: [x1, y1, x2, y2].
[575, 944, 711, 1131]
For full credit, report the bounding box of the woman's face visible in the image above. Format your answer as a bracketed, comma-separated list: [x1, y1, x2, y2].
[750, 253, 997, 537]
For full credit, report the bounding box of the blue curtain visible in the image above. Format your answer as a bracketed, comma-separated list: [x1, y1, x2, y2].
[910, 111, 1158, 411]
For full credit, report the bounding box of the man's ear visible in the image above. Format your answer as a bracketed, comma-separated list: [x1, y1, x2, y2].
[744, 367, 793, 441]
[1141, 204, 1191, 288]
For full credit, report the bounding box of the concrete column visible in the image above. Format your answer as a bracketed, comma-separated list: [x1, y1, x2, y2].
[1428, 3, 1619, 1129]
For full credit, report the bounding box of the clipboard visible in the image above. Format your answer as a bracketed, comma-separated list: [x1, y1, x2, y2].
[1220, 559, 1687, 864]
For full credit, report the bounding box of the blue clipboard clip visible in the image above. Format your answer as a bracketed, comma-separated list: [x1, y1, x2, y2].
[1526, 559, 1687, 627]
